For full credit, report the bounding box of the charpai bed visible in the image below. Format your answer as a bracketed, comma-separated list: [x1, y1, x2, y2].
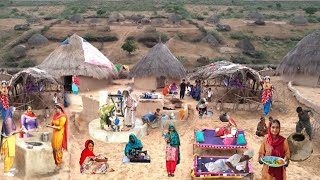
[194, 128, 248, 151]
[191, 155, 254, 179]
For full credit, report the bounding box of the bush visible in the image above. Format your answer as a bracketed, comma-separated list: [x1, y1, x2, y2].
[307, 17, 318, 23]
[230, 56, 250, 64]
[210, 56, 226, 62]
[177, 56, 188, 64]
[208, 30, 224, 44]
[304, 7, 318, 15]
[137, 32, 169, 47]
[276, 3, 282, 9]
[198, 25, 207, 33]
[3, 53, 18, 67]
[97, 9, 107, 16]
[19, 59, 35, 68]
[41, 26, 50, 33]
[230, 31, 251, 40]
[252, 58, 269, 64]
[121, 40, 138, 54]
[254, 51, 268, 59]
[84, 32, 96, 40]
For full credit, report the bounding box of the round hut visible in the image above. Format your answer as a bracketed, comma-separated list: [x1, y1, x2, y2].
[168, 14, 182, 24]
[277, 30, 320, 87]
[27, 33, 48, 47]
[37, 34, 118, 92]
[69, 14, 85, 23]
[207, 15, 220, 24]
[129, 42, 186, 90]
[290, 16, 308, 25]
[108, 13, 125, 23]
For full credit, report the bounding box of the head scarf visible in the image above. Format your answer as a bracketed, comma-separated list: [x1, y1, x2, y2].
[165, 124, 181, 164]
[267, 121, 285, 180]
[244, 149, 254, 158]
[124, 134, 143, 155]
[79, 139, 95, 165]
[53, 103, 68, 151]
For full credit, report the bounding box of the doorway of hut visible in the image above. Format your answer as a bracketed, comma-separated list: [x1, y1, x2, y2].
[156, 76, 166, 89]
[64, 76, 72, 92]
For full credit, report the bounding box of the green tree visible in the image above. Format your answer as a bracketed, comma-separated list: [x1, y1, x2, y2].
[121, 40, 138, 55]
[304, 7, 318, 15]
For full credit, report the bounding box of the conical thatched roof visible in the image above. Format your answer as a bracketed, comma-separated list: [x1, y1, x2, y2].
[290, 16, 308, 25]
[129, 43, 186, 79]
[108, 12, 125, 22]
[69, 14, 84, 23]
[28, 33, 48, 46]
[277, 30, 320, 76]
[168, 14, 182, 24]
[207, 15, 220, 24]
[37, 34, 118, 80]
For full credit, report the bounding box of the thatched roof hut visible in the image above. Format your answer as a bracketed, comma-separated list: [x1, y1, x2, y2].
[290, 16, 308, 25]
[12, 44, 27, 58]
[277, 30, 320, 87]
[108, 13, 125, 23]
[248, 11, 265, 20]
[131, 14, 144, 23]
[129, 42, 186, 90]
[37, 34, 118, 91]
[28, 33, 48, 46]
[207, 15, 220, 24]
[70, 14, 84, 23]
[235, 39, 256, 55]
[168, 14, 182, 24]
[26, 16, 41, 24]
[201, 34, 219, 48]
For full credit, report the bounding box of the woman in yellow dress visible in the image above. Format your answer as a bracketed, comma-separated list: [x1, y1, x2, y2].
[1, 106, 25, 177]
[46, 103, 68, 171]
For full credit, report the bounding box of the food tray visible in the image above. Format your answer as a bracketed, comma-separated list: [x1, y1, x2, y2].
[261, 156, 286, 167]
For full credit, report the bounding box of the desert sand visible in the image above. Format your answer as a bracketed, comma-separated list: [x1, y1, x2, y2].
[65, 77, 320, 180]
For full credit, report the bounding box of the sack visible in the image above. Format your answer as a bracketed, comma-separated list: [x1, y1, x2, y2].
[122, 156, 130, 163]
[195, 131, 204, 142]
[237, 134, 247, 145]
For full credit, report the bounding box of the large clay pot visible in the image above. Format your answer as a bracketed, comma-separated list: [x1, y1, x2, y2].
[219, 114, 229, 122]
[287, 130, 313, 161]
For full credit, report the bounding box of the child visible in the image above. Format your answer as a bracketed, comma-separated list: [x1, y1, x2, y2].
[207, 88, 212, 102]
[256, 117, 268, 137]
[52, 93, 58, 105]
[268, 116, 273, 127]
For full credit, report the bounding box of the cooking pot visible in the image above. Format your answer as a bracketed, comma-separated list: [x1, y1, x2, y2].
[41, 132, 49, 142]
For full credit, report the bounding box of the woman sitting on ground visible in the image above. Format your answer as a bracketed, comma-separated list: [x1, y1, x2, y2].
[169, 83, 178, 95]
[256, 117, 268, 137]
[79, 139, 114, 174]
[124, 134, 146, 159]
[205, 149, 254, 173]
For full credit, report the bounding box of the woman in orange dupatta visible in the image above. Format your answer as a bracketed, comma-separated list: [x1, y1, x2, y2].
[259, 119, 290, 180]
[46, 103, 68, 171]
[162, 82, 169, 96]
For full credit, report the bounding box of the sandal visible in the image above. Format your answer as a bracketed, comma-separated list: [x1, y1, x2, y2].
[168, 173, 171, 177]
[171, 174, 175, 177]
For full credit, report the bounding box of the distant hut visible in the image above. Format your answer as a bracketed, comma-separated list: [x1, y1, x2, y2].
[277, 30, 320, 87]
[37, 34, 118, 91]
[235, 39, 256, 55]
[151, 18, 164, 27]
[201, 34, 220, 48]
[248, 11, 265, 20]
[108, 13, 125, 23]
[28, 33, 48, 47]
[12, 44, 27, 58]
[131, 14, 144, 23]
[69, 14, 85, 23]
[207, 15, 220, 24]
[129, 42, 186, 90]
[290, 16, 308, 25]
[26, 16, 41, 24]
[168, 14, 182, 24]
[138, 17, 151, 24]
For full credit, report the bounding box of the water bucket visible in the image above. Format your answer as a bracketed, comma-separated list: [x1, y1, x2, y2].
[41, 132, 49, 142]
[207, 111, 213, 117]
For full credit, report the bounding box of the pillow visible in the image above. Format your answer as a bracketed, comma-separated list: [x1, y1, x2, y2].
[196, 131, 205, 142]
[237, 134, 247, 145]
[223, 137, 235, 145]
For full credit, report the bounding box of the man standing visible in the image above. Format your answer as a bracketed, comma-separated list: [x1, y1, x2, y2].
[296, 106, 312, 140]
[179, 79, 186, 100]
[124, 87, 138, 129]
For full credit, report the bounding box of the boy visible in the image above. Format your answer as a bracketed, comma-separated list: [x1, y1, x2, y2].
[180, 79, 186, 99]
[296, 107, 312, 140]
[256, 117, 268, 137]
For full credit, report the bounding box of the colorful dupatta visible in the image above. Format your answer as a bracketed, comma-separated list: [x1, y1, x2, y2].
[165, 124, 181, 164]
[124, 134, 143, 155]
[79, 140, 95, 165]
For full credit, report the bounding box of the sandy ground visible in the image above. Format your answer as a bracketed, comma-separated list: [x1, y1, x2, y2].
[65, 77, 320, 180]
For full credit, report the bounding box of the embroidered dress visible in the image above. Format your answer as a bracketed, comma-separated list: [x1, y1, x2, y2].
[80, 155, 109, 174]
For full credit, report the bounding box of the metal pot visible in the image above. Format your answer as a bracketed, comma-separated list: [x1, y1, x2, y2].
[41, 132, 49, 142]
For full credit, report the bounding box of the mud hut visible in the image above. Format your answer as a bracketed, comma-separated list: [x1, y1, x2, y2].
[290, 16, 308, 25]
[26, 16, 41, 24]
[37, 34, 118, 92]
[129, 42, 186, 90]
[201, 34, 220, 48]
[236, 39, 256, 55]
[277, 30, 320, 87]
[207, 15, 220, 24]
[108, 13, 125, 23]
[8, 67, 60, 109]
[27, 33, 48, 47]
[189, 61, 262, 109]
[70, 14, 85, 23]
[168, 14, 182, 24]
[12, 44, 27, 58]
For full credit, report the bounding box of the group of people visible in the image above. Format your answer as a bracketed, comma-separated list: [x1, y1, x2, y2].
[0, 80, 68, 177]
[79, 124, 181, 177]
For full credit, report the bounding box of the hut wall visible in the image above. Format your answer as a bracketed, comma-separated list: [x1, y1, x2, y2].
[78, 76, 111, 91]
[134, 77, 157, 90]
[282, 75, 318, 87]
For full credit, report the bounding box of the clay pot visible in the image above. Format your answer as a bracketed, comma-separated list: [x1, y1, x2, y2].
[287, 130, 313, 161]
